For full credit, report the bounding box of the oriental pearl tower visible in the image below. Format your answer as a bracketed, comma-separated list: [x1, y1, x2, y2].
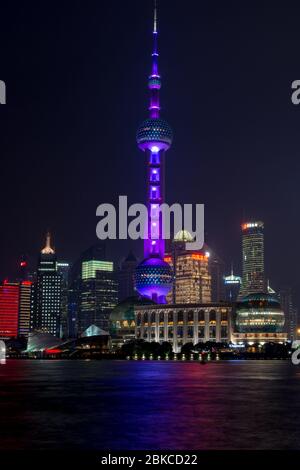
[134, 1, 173, 303]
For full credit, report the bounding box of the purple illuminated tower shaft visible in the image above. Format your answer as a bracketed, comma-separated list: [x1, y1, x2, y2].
[135, 1, 173, 303]
[137, 1, 172, 259]
[145, 4, 163, 258]
[146, 148, 165, 259]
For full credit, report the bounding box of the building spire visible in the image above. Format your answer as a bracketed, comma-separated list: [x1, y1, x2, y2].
[148, 0, 161, 118]
[152, 0, 158, 69]
[41, 231, 55, 255]
[153, 0, 158, 34]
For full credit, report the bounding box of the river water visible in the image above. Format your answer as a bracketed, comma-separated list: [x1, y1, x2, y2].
[0, 359, 299, 450]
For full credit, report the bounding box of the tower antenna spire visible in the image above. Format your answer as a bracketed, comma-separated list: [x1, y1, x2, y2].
[41, 231, 55, 255]
[148, 0, 160, 117]
[154, 0, 158, 34]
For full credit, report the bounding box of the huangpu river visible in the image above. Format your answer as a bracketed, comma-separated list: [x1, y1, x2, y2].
[1, 359, 300, 450]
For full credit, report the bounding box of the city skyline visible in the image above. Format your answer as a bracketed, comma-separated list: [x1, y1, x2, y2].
[1, 1, 300, 456]
[0, 0, 300, 303]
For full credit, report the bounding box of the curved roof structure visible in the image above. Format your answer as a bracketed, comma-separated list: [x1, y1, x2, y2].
[174, 230, 194, 242]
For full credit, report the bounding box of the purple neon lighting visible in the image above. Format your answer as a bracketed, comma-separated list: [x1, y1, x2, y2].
[134, 1, 173, 304]
[150, 152, 159, 162]
[144, 146, 165, 259]
[148, 2, 160, 118]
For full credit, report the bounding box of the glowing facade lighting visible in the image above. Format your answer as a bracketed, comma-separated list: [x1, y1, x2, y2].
[165, 251, 211, 304]
[34, 234, 62, 337]
[240, 221, 265, 296]
[0, 340, 5, 361]
[82, 260, 113, 280]
[0, 282, 20, 338]
[41, 232, 55, 255]
[191, 253, 208, 261]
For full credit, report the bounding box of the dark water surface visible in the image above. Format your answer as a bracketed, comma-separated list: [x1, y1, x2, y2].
[0, 359, 300, 450]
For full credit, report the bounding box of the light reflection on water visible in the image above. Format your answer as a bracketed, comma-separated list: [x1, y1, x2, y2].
[0, 360, 300, 450]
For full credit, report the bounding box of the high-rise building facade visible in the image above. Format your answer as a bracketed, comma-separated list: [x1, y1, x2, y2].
[68, 243, 108, 337]
[0, 281, 20, 338]
[134, 3, 173, 303]
[279, 287, 298, 341]
[68, 281, 79, 338]
[79, 259, 118, 334]
[33, 233, 62, 337]
[117, 252, 138, 302]
[0, 279, 35, 340]
[239, 221, 266, 297]
[224, 268, 241, 302]
[205, 246, 226, 302]
[164, 231, 211, 304]
[57, 262, 70, 338]
[18, 281, 35, 338]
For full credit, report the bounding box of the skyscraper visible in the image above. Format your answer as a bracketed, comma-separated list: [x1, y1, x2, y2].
[0, 281, 20, 338]
[69, 243, 118, 335]
[18, 281, 35, 338]
[117, 252, 138, 302]
[239, 221, 266, 297]
[79, 259, 118, 334]
[68, 243, 107, 337]
[0, 279, 35, 339]
[224, 268, 241, 302]
[134, 2, 173, 303]
[33, 233, 62, 337]
[279, 287, 297, 341]
[164, 231, 211, 304]
[57, 261, 70, 338]
[205, 246, 226, 302]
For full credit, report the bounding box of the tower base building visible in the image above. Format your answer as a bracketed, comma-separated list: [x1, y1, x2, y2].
[135, 302, 233, 353]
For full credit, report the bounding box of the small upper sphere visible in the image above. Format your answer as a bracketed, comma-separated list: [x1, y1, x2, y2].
[137, 118, 173, 151]
[148, 76, 162, 89]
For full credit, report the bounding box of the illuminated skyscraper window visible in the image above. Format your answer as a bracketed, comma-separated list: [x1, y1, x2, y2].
[0, 282, 20, 338]
[239, 221, 266, 297]
[33, 233, 62, 337]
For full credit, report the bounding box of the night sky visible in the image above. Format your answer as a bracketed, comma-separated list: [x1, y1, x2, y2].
[0, 1, 299, 304]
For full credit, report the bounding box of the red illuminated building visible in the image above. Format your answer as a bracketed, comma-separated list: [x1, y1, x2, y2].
[0, 282, 20, 338]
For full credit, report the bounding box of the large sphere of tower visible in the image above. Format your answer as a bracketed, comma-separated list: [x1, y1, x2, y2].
[136, 118, 173, 152]
[134, 256, 173, 301]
